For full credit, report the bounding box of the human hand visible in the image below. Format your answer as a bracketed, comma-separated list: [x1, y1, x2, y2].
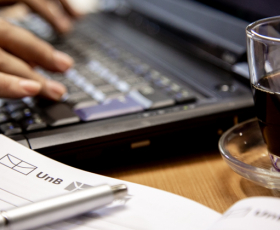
[0, 18, 73, 100]
[0, 0, 81, 33]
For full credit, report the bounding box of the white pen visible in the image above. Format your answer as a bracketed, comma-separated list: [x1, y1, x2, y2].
[0, 184, 128, 230]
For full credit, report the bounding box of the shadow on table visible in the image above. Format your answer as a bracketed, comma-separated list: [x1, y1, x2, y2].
[240, 178, 280, 197]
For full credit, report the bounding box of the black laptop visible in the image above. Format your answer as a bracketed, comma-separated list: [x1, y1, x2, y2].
[0, 0, 276, 162]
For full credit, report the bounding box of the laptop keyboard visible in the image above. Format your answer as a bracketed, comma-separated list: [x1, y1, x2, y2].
[0, 15, 198, 136]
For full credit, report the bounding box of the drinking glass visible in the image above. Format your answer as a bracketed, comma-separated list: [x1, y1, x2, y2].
[246, 16, 280, 171]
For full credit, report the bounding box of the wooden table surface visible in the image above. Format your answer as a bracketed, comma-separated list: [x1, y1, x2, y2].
[101, 148, 277, 214]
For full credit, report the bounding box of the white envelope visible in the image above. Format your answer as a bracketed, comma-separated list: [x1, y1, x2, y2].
[0, 154, 37, 175]
[64, 181, 92, 192]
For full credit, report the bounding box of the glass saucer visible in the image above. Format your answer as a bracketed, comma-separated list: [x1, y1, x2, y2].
[219, 118, 280, 190]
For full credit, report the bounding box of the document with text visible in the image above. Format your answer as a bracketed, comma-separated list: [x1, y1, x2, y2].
[0, 135, 220, 230]
[207, 197, 280, 230]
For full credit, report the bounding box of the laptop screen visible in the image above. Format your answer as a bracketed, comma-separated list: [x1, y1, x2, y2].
[193, 0, 280, 22]
[120, 0, 278, 77]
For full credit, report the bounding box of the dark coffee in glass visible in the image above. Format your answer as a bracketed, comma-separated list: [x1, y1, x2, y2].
[252, 73, 280, 155]
[247, 17, 280, 171]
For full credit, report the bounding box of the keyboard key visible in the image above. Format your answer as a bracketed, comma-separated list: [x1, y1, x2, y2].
[10, 110, 25, 121]
[65, 92, 97, 109]
[105, 62, 123, 74]
[76, 68, 92, 78]
[104, 91, 124, 99]
[133, 63, 150, 75]
[87, 60, 101, 72]
[139, 86, 155, 95]
[144, 70, 161, 82]
[125, 76, 145, 85]
[0, 113, 10, 124]
[74, 96, 144, 121]
[72, 100, 98, 110]
[97, 85, 117, 94]
[86, 77, 107, 87]
[129, 87, 175, 109]
[154, 76, 171, 88]
[21, 114, 47, 131]
[82, 84, 96, 95]
[114, 81, 130, 92]
[98, 69, 112, 80]
[108, 48, 121, 59]
[51, 73, 65, 82]
[173, 90, 196, 103]
[22, 97, 36, 108]
[0, 122, 22, 135]
[123, 57, 141, 69]
[34, 67, 52, 79]
[65, 69, 79, 80]
[113, 69, 134, 79]
[42, 103, 80, 126]
[68, 85, 83, 94]
[10, 108, 34, 125]
[5, 101, 26, 113]
[125, 77, 149, 90]
[119, 50, 133, 61]
[106, 73, 119, 84]
[73, 76, 88, 88]
[96, 85, 124, 99]
[61, 79, 77, 89]
[164, 83, 181, 94]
